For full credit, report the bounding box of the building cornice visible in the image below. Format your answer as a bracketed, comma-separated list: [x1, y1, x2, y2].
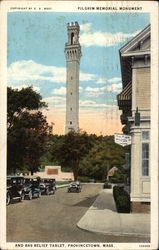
[122, 50, 150, 58]
[120, 25, 150, 54]
[120, 25, 150, 87]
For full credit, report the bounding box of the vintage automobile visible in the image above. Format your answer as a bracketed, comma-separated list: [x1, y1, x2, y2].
[39, 178, 56, 195]
[67, 181, 81, 193]
[6, 176, 25, 205]
[23, 176, 41, 200]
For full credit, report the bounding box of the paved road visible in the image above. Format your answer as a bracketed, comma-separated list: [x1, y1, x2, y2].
[7, 184, 149, 242]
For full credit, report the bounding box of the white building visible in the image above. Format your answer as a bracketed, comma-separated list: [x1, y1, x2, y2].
[117, 25, 150, 213]
[65, 22, 82, 134]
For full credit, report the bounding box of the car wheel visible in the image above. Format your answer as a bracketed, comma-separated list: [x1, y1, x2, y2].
[6, 192, 11, 206]
[28, 191, 32, 200]
[21, 192, 25, 201]
[46, 189, 49, 195]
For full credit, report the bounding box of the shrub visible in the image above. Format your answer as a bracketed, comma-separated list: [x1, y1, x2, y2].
[110, 171, 125, 183]
[103, 181, 112, 189]
[113, 186, 130, 213]
[110, 177, 124, 183]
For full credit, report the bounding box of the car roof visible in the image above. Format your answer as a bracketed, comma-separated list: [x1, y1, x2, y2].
[7, 176, 24, 179]
[41, 178, 55, 180]
[24, 177, 35, 179]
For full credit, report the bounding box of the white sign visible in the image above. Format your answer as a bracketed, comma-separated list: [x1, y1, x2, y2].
[114, 133, 131, 147]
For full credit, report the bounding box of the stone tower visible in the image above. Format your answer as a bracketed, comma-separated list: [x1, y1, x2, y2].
[65, 22, 82, 134]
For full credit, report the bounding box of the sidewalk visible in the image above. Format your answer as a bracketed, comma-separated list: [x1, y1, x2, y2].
[77, 188, 150, 237]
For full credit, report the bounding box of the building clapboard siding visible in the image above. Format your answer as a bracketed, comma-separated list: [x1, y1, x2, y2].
[136, 68, 150, 111]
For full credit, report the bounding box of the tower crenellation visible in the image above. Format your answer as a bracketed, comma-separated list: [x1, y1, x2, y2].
[66, 22, 81, 48]
[65, 21, 82, 134]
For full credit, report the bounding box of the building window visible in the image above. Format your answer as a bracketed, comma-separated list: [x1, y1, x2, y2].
[70, 121, 72, 125]
[142, 131, 149, 140]
[70, 108, 72, 111]
[70, 92, 72, 95]
[71, 33, 74, 45]
[142, 131, 149, 176]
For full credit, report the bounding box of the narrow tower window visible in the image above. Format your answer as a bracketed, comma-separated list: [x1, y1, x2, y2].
[70, 121, 72, 125]
[71, 33, 74, 45]
[70, 108, 72, 111]
[70, 92, 72, 95]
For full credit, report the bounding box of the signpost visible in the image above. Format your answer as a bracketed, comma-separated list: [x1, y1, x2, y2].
[114, 133, 131, 147]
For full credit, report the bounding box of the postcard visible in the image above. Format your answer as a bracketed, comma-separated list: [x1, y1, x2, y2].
[0, 1, 158, 250]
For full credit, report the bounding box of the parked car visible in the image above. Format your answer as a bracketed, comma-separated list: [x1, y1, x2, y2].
[6, 176, 25, 205]
[47, 178, 56, 190]
[68, 181, 81, 193]
[24, 176, 41, 200]
[39, 178, 56, 195]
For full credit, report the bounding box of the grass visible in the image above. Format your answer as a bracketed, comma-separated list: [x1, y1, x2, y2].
[56, 181, 70, 185]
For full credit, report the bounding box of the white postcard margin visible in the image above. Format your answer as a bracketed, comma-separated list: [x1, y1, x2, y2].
[0, 1, 158, 250]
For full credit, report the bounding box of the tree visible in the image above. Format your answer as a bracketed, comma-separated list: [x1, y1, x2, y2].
[7, 86, 49, 175]
[79, 136, 129, 181]
[49, 133, 129, 182]
[7, 86, 46, 129]
[23, 111, 49, 175]
[50, 131, 93, 180]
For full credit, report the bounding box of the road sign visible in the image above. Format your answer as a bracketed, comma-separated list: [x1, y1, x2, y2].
[114, 133, 131, 147]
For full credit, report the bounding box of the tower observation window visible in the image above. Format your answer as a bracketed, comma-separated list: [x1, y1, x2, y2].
[71, 33, 74, 45]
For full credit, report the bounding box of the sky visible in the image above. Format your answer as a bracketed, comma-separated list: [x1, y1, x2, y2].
[7, 12, 150, 135]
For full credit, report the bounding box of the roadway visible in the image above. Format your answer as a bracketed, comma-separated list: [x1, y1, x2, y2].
[7, 184, 149, 242]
